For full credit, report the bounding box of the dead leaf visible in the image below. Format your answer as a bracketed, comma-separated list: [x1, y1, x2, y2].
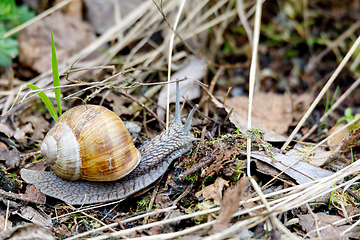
[195, 178, 229, 205]
[339, 127, 360, 151]
[19, 11, 96, 73]
[24, 184, 47, 205]
[338, 205, 360, 218]
[201, 148, 238, 179]
[0, 184, 46, 205]
[298, 213, 360, 239]
[155, 194, 171, 207]
[248, 152, 336, 185]
[25, 161, 48, 172]
[213, 177, 249, 232]
[0, 214, 12, 232]
[327, 124, 350, 151]
[0, 142, 8, 150]
[254, 160, 292, 181]
[53, 224, 72, 238]
[0, 223, 54, 240]
[286, 143, 334, 167]
[99, 91, 132, 116]
[325, 127, 360, 164]
[2, 199, 22, 209]
[22, 115, 50, 141]
[157, 57, 206, 120]
[14, 123, 33, 143]
[292, 93, 314, 121]
[224, 92, 292, 135]
[211, 96, 287, 142]
[0, 123, 14, 138]
[15, 206, 52, 227]
[0, 147, 20, 168]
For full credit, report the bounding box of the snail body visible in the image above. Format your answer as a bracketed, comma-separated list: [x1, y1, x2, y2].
[21, 83, 197, 205]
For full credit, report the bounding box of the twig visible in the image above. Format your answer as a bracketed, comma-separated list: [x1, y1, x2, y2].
[65, 206, 177, 240]
[179, 152, 214, 180]
[4, 200, 9, 231]
[0, 188, 46, 205]
[117, 89, 166, 128]
[143, 184, 160, 224]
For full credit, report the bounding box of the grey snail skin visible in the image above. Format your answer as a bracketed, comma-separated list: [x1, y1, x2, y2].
[21, 82, 197, 205]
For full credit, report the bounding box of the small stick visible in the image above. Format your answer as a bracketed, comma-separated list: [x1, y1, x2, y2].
[117, 89, 166, 128]
[179, 154, 214, 180]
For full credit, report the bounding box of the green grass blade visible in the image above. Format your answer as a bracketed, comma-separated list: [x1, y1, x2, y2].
[26, 84, 58, 122]
[50, 23, 62, 116]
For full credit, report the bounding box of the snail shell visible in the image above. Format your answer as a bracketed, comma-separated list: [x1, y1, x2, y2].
[41, 105, 140, 181]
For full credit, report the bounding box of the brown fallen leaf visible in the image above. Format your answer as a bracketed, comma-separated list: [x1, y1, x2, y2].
[338, 205, 360, 218]
[0, 123, 14, 138]
[248, 151, 335, 185]
[99, 91, 132, 116]
[15, 206, 52, 227]
[201, 148, 238, 179]
[0, 223, 54, 240]
[224, 92, 292, 135]
[298, 212, 360, 239]
[254, 160, 292, 181]
[326, 127, 360, 164]
[24, 184, 47, 204]
[195, 177, 229, 205]
[286, 143, 334, 167]
[0, 214, 12, 232]
[327, 124, 350, 151]
[292, 93, 314, 122]
[340, 127, 360, 151]
[18, 11, 96, 73]
[211, 95, 287, 142]
[0, 142, 7, 150]
[14, 123, 33, 143]
[0, 184, 46, 205]
[0, 147, 21, 168]
[53, 223, 72, 239]
[213, 177, 249, 232]
[22, 115, 50, 141]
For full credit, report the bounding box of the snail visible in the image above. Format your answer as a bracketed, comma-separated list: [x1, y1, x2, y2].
[20, 82, 197, 205]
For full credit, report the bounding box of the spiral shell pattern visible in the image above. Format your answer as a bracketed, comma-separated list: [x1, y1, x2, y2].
[40, 105, 140, 181]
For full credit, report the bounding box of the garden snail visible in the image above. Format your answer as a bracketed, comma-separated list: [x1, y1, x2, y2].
[21, 82, 197, 205]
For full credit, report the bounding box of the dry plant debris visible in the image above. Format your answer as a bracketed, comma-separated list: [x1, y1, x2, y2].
[0, 0, 360, 239]
[298, 213, 360, 239]
[18, 11, 97, 74]
[213, 177, 249, 232]
[224, 92, 292, 135]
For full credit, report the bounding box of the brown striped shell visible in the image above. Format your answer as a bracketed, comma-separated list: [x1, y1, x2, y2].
[40, 105, 141, 181]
